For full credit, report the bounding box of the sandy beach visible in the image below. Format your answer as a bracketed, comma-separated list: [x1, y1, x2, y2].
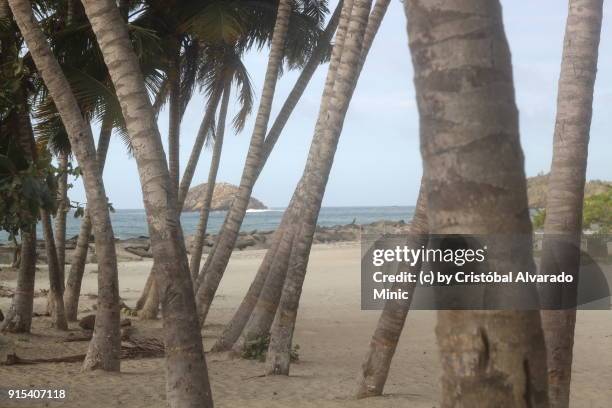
[1, 242, 611, 407]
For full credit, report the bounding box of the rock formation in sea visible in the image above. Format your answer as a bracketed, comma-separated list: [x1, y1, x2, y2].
[182, 182, 267, 212]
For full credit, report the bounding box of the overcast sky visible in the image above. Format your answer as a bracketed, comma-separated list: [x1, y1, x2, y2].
[70, 0, 612, 209]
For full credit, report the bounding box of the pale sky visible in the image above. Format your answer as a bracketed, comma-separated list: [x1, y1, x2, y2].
[70, 0, 612, 209]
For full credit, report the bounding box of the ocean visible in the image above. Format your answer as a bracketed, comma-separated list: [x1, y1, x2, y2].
[1, 206, 415, 241]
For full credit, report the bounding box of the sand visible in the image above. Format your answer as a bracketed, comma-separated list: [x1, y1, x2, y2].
[1, 242, 611, 407]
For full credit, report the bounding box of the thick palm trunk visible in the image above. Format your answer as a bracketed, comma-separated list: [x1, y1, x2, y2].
[54, 152, 69, 281]
[404, 0, 549, 406]
[80, 0, 213, 404]
[138, 270, 160, 319]
[1, 228, 37, 333]
[356, 182, 427, 398]
[9, 0, 121, 371]
[266, 0, 389, 376]
[64, 119, 113, 321]
[41, 210, 68, 331]
[189, 83, 231, 279]
[539, 1, 602, 407]
[194, 0, 293, 325]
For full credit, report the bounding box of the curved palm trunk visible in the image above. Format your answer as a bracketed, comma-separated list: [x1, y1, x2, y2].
[355, 182, 427, 398]
[194, 0, 293, 325]
[404, 0, 549, 405]
[539, 1, 602, 407]
[9, 0, 121, 371]
[64, 119, 113, 321]
[266, 0, 389, 376]
[80, 0, 213, 404]
[189, 83, 231, 279]
[54, 152, 69, 281]
[41, 210, 68, 330]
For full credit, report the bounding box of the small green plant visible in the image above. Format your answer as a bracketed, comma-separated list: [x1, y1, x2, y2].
[241, 334, 300, 363]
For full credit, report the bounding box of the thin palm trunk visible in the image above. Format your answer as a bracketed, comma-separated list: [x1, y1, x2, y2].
[189, 83, 231, 279]
[266, 0, 374, 376]
[64, 119, 113, 321]
[356, 181, 427, 398]
[177, 86, 223, 211]
[404, 0, 549, 405]
[9, 0, 121, 371]
[193, 2, 343, 321]
[168, 48, 181, 198]
[41, 210, 68, 330]
[539, 1, 602, 407]
[80, 0, 213, 404]
[54, 152, 69, 282]
[195, 0, 294, 325]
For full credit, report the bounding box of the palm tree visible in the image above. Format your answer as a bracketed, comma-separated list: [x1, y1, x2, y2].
[8, 0, 121, 371]
[356, 181, 427, 398]
[539, 1, 603, 406]
[215, 0, 388, 356]
[266, 0, 377, 376]
[404, 0, 549, 405]
[194, 0, 294, 325]
[78, 0, 218, 404]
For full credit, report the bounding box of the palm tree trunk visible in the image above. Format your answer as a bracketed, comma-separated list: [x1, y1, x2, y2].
[356, 182, 427, 398]
[41, 210, 68, 331]
[210, 1, 351, 352]
[189, 83, 231, 279]
[9, 0, 121, 371]
[1, 227, 37, 333]
[539, 1, 602, 407]
[194, 0, 294, 326]
[64, 119, 113, 321]
[177, 86, 222, 210]
[80, 0, 213, 404]
[259, 0, 344, 165]
[230, 185, 304, 354]
[265, 0, 373, 376]
[404, 0, 549, 405]
[54, 152, 69, 282]
[266, 0, 390, 376]
[168, 47, 181, 198]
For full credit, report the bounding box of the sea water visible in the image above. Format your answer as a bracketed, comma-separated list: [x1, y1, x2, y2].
[0, 206, 415, 241]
